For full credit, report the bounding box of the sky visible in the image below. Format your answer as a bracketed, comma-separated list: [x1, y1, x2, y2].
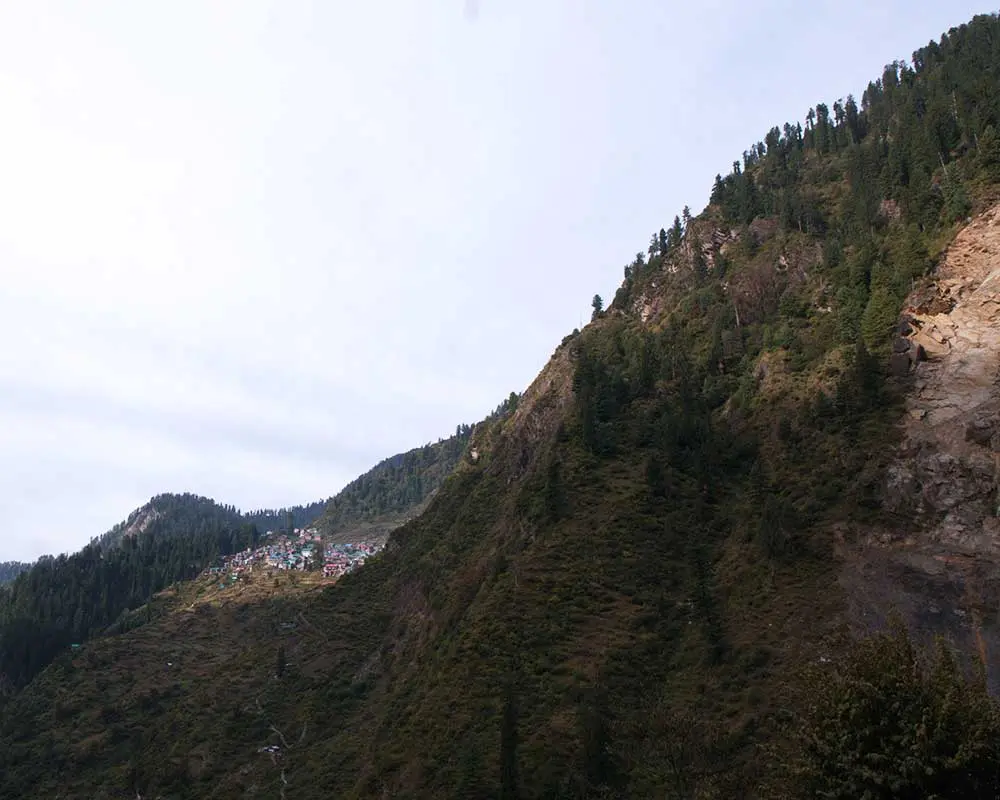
[0, 0, 990, 561]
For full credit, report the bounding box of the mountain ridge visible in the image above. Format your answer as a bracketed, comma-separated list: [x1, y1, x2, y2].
[0, 420, 488, 698]
[3, 12, 1000, 798]
[92, 420, 485, 555]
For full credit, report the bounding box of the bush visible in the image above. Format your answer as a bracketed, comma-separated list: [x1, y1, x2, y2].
[792, 622, 1000, 798]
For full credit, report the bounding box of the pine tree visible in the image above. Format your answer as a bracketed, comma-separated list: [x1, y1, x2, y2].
[581, 679, 614, 788]
[710, 176, 725, 206]
[978, 125, 1000, 181]
[669, 215, 683, 248]
[815, 103, 831, 154]
[845, 94, 862, 143]
[499, 682, 520, 800]
[943, 167, 972, 223]
[648, 233, 660, 257]
[794, 622, 1000, 798]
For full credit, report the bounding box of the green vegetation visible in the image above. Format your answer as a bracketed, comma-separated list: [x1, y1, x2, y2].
[242, 501, 329, 535]
[98, 492, 253, 550]
[0, 562, 30, 585]
[0, 513, 259, 690]
[313, 425, 475, 537]
[313, 398, 517, 540]
[0, 419, 490, 697]
[100, 492, 326, 549]
[788, 623, 1000, 798]
[3, 12, 1000, 799]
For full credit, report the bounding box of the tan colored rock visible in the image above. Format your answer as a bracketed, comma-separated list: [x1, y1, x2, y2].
[846, 205, 1000, 689]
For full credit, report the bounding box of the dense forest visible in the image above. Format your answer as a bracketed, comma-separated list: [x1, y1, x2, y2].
[242, 501, 328, 534]
[523, 14, 1000, 795]
[317, 431, 470, 531]
[2, 13, 1000, 799]
[99, 493, 325, 551]
[0, 418, 490, 700]
[0, 517, 259, 692]
[580, 15, 1000, 560]
[97, 493, 247, 550]
[242, 418, 497, 537]
[314, 405, 511, 535]
[0, 563, 30, 586]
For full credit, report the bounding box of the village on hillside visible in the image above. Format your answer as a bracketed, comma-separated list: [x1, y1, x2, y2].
[208, 528, 384, 587]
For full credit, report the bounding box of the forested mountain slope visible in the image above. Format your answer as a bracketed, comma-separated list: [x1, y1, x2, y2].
[98, 492, 326, 552]
[97, 493, 249, 550]
[312, 401, 512, 542]
[97, 416, 481, 552]
[0, 422, 481, 700]
[4, 12, 1000, 799]
[0, 510, 259, 692]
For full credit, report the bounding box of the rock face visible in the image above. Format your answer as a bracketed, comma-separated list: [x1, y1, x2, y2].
[843, 205, 1000, 690]
[122, 507, 163, 540]
[889, 205, 1000, 541]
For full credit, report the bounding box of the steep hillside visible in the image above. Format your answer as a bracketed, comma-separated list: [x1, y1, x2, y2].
[0, 424, 483, 701]
[0, 511, 260, 692]
[100, 493, 326, 550]
[311, 420, 482, 544]
[844, 202, 1000, 688]
[98, 493, 247, 550]
[240, 422, 485, 542]
[4, 12, 1000, 799]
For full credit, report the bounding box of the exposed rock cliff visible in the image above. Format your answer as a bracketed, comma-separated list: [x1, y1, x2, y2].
[844, 205, 1000, 687]
[892, 205, 1000, 548]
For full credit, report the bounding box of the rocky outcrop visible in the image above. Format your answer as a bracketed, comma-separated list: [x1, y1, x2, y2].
[122, 507, 163, 540]
[887, 205, 1000, 540]
[843, 205, 1000, 689]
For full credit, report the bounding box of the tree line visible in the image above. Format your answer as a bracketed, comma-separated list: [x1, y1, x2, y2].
[0, 514, 259, 691]
[0, 563, 30, 586]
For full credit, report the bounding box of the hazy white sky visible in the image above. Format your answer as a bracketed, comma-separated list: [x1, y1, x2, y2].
[0, 1, 988, 560]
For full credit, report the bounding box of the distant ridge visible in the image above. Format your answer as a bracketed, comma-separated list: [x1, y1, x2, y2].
[0, 562, 30, 585]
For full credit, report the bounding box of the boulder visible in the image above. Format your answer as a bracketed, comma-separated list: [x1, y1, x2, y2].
[884, 465, 919, 511]
[890, 352, 912, 377]
[965, 419, 994, 446]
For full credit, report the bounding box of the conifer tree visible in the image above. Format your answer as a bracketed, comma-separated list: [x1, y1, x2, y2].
[794, 623, 1000, 798]
[979, 125, 1000, 181]
[669, 215, 683, 248]
[499, 681, 520, 800]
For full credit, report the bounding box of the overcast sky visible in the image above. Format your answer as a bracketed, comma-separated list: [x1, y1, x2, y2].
[0, 1, 988, 560]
